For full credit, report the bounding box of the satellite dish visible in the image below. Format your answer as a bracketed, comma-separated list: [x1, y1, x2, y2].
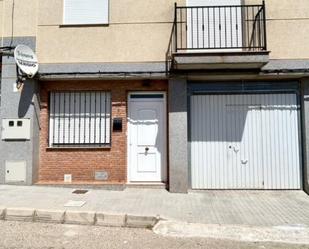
[14, 45, 39, 78]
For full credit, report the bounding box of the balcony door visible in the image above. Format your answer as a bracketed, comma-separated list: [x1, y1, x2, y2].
[186, 0, 242, 51]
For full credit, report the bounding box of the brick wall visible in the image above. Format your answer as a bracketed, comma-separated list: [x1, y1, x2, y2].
[38, 80, 168, 183]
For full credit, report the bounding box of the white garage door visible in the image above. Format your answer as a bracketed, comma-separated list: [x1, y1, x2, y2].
[190, 94, 301, 189]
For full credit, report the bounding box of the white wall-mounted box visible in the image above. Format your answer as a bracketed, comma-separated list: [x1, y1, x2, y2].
[5, 161, 27, 183]
[64, 174, 72, 183]
[1, 119, 31, 140]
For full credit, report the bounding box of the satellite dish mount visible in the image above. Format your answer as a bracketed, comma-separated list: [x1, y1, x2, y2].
[14, 45, 39, 88]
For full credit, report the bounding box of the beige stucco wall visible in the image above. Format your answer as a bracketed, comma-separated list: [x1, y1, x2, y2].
[37, 0, 185, 63]
[246, 0, 309, 19]
[267, 0, 309, 59]
[37, 23, 172, 63]
[3, 0, 307, 63]
[0, 0, 3, 44]
[246, 0, 309, 59]
[0, 0, 37, 38]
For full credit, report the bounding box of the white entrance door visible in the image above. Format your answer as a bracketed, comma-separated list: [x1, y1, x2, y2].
[128, 93, 166, 182]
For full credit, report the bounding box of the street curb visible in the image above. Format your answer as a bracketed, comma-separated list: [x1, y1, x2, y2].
[65, 211, 96, 225]
[126, 215, 158, 228]
[0, 207, 160, 229]
[35, 209, 66, 224]
[0, 207, 6, 220]
[96, 213, 126, 227]
[5, 208, 35, 222]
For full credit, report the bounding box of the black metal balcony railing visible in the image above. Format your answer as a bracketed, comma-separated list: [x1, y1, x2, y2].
[166, 2, 267, 72]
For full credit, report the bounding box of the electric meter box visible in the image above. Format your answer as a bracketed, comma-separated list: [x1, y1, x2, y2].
[2, 118, 31, 140]
[5, 161, 26, 183]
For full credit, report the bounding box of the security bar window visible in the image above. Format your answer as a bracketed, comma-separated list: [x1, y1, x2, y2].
[49, 91, 111, 147]
[63, 0, 109, 25]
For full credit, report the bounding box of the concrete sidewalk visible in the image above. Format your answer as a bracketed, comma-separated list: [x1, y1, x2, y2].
[0, 185, 308, 227]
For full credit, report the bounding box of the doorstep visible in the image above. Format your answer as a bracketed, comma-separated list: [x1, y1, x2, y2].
[126, 182, 167, 189]
[35, 181, 167, 190]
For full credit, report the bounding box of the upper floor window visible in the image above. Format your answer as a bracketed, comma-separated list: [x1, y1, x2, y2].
[63, 0, 109, 25]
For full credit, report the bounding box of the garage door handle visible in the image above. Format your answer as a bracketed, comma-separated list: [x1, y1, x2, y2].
[145, 147, 149, 152]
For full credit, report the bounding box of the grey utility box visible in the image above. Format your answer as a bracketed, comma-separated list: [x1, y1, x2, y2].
[5, 161, 27, 183]
[1, 118, 31, 140]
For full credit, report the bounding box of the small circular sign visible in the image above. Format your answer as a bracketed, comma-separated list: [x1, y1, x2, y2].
[14, 45, 39, 78]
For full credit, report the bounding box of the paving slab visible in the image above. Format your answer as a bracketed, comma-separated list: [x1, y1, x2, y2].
[0, 185, 308, 227]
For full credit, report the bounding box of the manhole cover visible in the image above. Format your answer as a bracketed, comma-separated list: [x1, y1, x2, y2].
[72, 189, 88, 194]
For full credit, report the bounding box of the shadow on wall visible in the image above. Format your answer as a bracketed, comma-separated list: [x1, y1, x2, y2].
[18, 80, 39, 122]
[190, 94, 297, 143]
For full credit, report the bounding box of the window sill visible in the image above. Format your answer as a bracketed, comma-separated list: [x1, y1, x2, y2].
[46, 146, 111, 151]
[59, 23, 109, 28]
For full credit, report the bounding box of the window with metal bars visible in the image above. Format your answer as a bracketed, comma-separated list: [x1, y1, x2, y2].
[49, 91, 111, 147]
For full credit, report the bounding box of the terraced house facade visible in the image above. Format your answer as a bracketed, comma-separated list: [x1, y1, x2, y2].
[0, 0, 309, 193]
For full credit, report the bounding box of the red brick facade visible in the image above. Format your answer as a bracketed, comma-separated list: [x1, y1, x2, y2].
[38, 80, 168, 184]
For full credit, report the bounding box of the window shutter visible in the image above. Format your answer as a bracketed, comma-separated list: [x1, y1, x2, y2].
[64, 0, 109, 25]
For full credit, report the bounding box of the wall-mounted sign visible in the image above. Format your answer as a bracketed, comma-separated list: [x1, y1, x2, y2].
[14, 45, 39, 78]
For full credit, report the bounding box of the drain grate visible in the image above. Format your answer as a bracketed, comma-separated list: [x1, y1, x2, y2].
[72, 189, 88, 194]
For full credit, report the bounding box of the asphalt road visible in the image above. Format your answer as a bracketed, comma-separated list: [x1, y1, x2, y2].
[0, 221, 308, 249]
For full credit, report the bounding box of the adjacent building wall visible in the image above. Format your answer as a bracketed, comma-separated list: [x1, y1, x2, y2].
[0, 37, 39, 185]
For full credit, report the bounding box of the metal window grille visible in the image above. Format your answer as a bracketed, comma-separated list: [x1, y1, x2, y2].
[49, 91, 111, 147]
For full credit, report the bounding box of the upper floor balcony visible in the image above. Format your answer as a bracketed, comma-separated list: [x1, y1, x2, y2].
[166, 1, 270, 73]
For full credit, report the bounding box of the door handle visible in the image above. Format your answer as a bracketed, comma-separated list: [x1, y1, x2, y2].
[145, 147, 149, 152]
